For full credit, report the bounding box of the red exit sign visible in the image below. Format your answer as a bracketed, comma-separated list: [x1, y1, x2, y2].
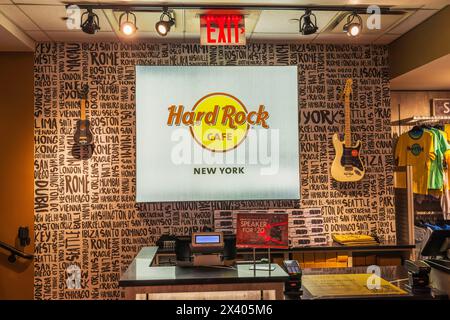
[200, 14, 245, 46]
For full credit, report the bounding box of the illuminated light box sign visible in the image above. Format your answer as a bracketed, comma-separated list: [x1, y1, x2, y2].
[200, 14, 245, 45]
[136, 66, 299, 202]
[236, 213, 289, 249]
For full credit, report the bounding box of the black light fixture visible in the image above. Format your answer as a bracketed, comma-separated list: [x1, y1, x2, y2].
[119, 11, 138, 36]
[299, 9, 318, 35]
[155, 9, 175, 36]
[343, 12, 363, 37]
[80, 8, 100, 34]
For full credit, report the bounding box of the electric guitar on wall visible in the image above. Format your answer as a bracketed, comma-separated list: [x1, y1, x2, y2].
[331, 79, 365, 182]
[72, 84, 94, 160]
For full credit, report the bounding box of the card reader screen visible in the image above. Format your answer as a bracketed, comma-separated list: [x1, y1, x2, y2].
[195, 235, 221, 244]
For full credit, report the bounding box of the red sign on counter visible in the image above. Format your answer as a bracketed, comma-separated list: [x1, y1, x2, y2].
[200, 14, 245, 46]
[236, 213, 289, 249]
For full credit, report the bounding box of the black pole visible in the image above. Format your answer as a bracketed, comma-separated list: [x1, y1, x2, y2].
[66, 3, 410, 15]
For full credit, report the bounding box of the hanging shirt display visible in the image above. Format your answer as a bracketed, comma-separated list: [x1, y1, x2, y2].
[396, 124, 450, 218]
[394, 128, 435, 195]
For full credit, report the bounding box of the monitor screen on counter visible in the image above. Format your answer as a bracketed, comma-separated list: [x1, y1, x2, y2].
[195, 235, 221, 244]
[135, 66, 300, 202]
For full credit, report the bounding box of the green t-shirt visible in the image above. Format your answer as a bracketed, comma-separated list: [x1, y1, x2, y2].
[427, 128, 450, 190]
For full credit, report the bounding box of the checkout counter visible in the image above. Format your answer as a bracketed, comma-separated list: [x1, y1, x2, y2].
[119, 232, 290, 300]
[119, 231, 450, 300]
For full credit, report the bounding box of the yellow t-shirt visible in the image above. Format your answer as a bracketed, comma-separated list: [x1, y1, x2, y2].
[444, 124, 450, 142]
[394, 130, 435, 194]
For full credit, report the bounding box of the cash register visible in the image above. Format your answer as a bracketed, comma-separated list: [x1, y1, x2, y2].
[175, 232, 236, 266]
[406, 229, 450, 296]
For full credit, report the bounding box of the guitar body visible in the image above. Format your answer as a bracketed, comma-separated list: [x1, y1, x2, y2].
[72, 84, 94, 160]
[331, 133, 365, 182]
[74, 119, 93, 145]
[71, 143, 95, 161]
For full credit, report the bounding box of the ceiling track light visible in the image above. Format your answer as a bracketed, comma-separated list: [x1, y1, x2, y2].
[299, 9, 319, 36]
[81, 8, 100, 34]
[119, 11, 138, 36]
[155, 9, 175, 37]
[343, 12, 363, 37]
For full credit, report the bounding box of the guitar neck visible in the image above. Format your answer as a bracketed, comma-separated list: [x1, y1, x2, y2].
[344, 94, 351, 147]
[80, 98, 86, 121]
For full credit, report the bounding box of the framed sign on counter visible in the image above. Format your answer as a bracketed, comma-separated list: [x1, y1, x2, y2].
[236, 212, 289, 249]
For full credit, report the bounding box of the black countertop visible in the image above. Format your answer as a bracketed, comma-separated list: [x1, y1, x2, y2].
[156, 242, 415, 254]
[119, 246, 289, 287]
[119, 248, 447, 300]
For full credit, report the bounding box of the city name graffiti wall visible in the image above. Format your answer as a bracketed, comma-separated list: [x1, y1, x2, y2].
[34, 42, 394, 299]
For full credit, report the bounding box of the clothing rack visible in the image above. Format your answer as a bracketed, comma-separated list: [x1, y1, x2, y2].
[391, 115, 450, 126]
[393, 115, 450, 258]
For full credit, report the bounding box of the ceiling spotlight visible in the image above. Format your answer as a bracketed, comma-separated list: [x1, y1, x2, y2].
[299, 9, 318, 35]
[343, 12, 363, 37]
[119, 11, 137, 36]
[155, 9, 175, 36]
[81, 9, 100, 34]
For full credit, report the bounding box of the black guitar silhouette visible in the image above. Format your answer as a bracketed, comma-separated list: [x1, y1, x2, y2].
[72, 84, 94, 160]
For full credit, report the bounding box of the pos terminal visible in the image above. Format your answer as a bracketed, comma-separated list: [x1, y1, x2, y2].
[175, 232, 236, 267]
[191, 232, 224, 266]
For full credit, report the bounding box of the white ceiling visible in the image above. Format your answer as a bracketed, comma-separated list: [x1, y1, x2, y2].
[0, 0, 448, 51]
[391, 53, 450, 90]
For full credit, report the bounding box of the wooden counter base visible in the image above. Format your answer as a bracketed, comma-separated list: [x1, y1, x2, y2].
[124, 282, 284, 300]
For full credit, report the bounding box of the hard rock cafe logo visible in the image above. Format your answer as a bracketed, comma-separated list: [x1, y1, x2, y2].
[408, 143, 423, 156]
[167, 92, 270, 152]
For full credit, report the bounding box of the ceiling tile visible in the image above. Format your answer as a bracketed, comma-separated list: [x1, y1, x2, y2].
[19, 5, 112, 31]
[0, 4, 39, 31]
[254, 10, 337, 34]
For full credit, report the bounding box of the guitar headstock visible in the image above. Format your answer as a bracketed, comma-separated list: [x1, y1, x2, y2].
[343, 79, 353, 95]
[77, 84, 89, 100]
